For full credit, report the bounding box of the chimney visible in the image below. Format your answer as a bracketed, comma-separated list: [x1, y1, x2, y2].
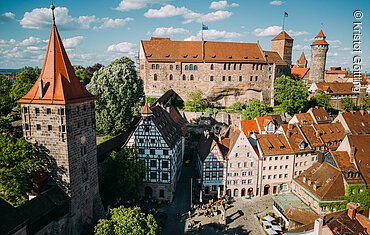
[38, 79, 44, 98]
[317, 152, 325, 163]
[314, 218, 323, 235]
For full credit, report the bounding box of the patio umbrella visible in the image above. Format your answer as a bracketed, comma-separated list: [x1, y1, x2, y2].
[265, 228, 278, 235]
[272, 225, 282, 231]
[264, 215, 276, 221]
[262, 220, 273, 227]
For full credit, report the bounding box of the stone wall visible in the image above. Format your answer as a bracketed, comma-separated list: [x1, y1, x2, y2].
[309, 45, 328, 84]
[182, 111, 243, 126]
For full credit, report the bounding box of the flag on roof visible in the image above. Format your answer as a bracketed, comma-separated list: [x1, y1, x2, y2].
[284, 12, 288, 17]
[202, 24, 208, 30]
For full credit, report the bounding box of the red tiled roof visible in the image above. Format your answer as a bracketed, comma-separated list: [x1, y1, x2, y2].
[240, 120, 259, 137]
[316, 29, 326, 38]
[315, 82, 354, 95]
[291, 67, 310, 78]
[280, 124, 311, 153]
[310, 107, 331, 124]
[141, 38, 266, 63]
[140, 103, 152, 114]
[272, 31, 293, 41]
[18, 25, 94, 105]
[330, 150, 365, 185]
[255, 116, 274, 131]
[312, 40, 329, 45]
[341, 111, 370, 134]
[312, 123, 346, 150]
[264, 51, 287, 66]
[284, 207, 319, 225]
[293, 113, 315, 125]
[349, 134, 370, 188]
[297, 52, 307, 65]
[257, 134, 294, 156]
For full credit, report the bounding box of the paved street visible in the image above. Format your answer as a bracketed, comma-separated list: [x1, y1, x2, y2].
[159, 158, 273, 235]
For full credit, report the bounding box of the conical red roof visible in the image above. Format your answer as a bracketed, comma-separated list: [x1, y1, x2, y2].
[18, 24, 94, 105]
[297, 52, 307, 64]
[316, 29, 326, 38]
[140, 102, 152, 115]
[272, 31, 293, 41]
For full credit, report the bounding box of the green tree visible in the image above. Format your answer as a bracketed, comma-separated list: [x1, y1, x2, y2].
[229, 101, 245, 112]
[0, 75, 14, 117]
[0, 134, 43, 206]
[184, 89, 208, 111]
[95, 206, 161, 235]
[86, 57, 144, 135]
[242, 99, 272, 120]
[108, 148, 145, 201]
[311, 90, 331, 109]
[111, 57, 135, 67]
[341, 97, 357, 111]
[274, 76, 308, 116]
[146, 97, 158, 105]
[359, 94, 370, 110]
[85, 63, 104, 85]
[11, 68, 40, 102]
[73, 65, 86, 84]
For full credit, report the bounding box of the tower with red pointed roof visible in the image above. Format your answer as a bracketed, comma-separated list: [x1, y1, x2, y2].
[309, 29, 329, 84]
[271, 31, 294, 66]
[297, 52, 308, 68]
[18, 5, 103, 233]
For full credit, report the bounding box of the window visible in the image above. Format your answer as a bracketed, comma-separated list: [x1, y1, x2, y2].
[263, 175, 266, 180]
[163, 150, 168, 155]
[224, 63, 227, 70]
[242, 180, 246, 184]
[238, 162, 241, 168]
[235, 153, 238, 157]
[205, 162, 210, 168]
[185, 65, 189, 70]
[250, 162, 254, 167]
[252, 64, 255, 70]
[247, 179, 252, 184]
[150, 149, 155, 155]
[228, 76, 231, 81]
[48, 125, 52, 131]
[210, 76, 214, 81]
[212, 172, 217, 178]
[176, 65, 180, 70]
[139, 149, 144, 154]
[150, 139, 155, 144]
[36, 124, 41, 130]
[182, 74, 186, 80]
[23, 107, 28, 113]
[150, 172, 157, 180]
[162, 173, 168, 181]
[229, 163, 233, 168]
[242, 172, 247, 176]
[228, 63, 231, 70]
[46, 108, 51, 114]
[279, 174, 282, 178]
[285, 165, 288, 169]
[244, 162, 248, 167]
[255, 76, 258, 81]
[60, 108, 65, 115]
[234, 172, 238, 176]
[194, 65, 198, 70]
[61, 125, 66, 132]
[25, 124, 29, 130]
[151, 64, 155, 69]
[222, 76, 226, 81]
[150, 160, 157, 167]
[239, 76, 242, 82]
[190, 74, 194, 80]
[269, 166, 272, 170]
[275, 157, 278, 160]
[154, 74, 158, 81]
[274, 166, 277, 170]
[170, 65, 173, 70]
[210, 64, 214, 70]
[250, 76, 253, 82]
[84, 120, 87, 126]
[239, 63, 242, 70]
[212, 162, 217, 168]
[35, 108, 40, 115]
[284, 174, 288, 178]
[280, 165, 283, 169]
[233, 64, 237, 70]
[219, 171, 223, 177]
[260, 64, 263, 70]
[155, 64, 160, 69]
[205, 172, 210, 178]
[159, 189, 165, 197]
[273, 175, 277, 179]
[189, 64, 193, 70]
[162, 160, 169, 168]
[169, 74, 173, 80]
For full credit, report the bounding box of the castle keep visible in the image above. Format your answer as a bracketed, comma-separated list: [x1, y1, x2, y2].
[138, 31, 293, 105]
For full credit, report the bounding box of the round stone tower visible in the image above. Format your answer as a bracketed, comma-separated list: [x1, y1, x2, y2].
[309, 29, 329, 84]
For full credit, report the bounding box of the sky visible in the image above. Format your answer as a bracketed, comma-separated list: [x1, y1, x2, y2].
[0, 0, 369, 72]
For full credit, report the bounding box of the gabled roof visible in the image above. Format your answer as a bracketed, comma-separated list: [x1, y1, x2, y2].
[272, 31, 293, 41]
[221, 126, 241, 157]
[299, 125, 325, 149]
[309, 107, 332, 124]
[255, 115, 274, 131]
[257, 134, 294, 156]
[264, 51, 287, 66]
[294, 162, 345, 201]
[312, 123, 346, 150]
[291, 67, 310, 78]
[291, 113, 315, 125]
[140, 102, 152, 115]
[240, 120, 259, 137]
[330, 150, 365, 185]
[340, 111, 370, 134]
[141, 37, 267, 63]
[315, 82, 354, 95]
[198, 135, 217, 162]
[18, 25, 94, 105]
[348, 134, 370, 188]
[280, 124, 311, 153]
[284, 207, 319, 226]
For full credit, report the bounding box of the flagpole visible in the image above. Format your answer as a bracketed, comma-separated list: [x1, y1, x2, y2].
[282, 13, 285, 31]
[201, 22, 204, 63]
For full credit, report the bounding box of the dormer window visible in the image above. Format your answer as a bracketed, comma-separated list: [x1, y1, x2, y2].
[313, 184, 317, 190]
[317, 116, 321, 121]
[308, 180, 311, 186]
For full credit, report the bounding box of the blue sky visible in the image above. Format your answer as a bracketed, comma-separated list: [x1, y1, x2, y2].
[0, 0, 369, 72]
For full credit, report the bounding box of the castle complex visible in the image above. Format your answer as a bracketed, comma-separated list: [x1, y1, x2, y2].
[138, 31, 293, 106]
[16, 9, 103, 234]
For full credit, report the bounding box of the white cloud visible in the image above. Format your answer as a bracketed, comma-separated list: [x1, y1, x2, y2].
[338, 47, 350, 51]
[19, 36, 43, 46]
[209, 1, 239, 10]
[151, 27, 189, 36]
[63, 36, 85, 48]
[327, 39, 341, 48]
[293, 44, 310, 51]
[269, 1, 285, 6]
[144, 5, 189, 18]
[94, 17, 133, 30]
[184, 29, 241, 41]
[144, 4, 233, 24]
[0, 12, 16, 23]
[107, 42, 137, 56]
[0, 39, 17, 47]
[327, 52, 338, 57]
[115, 0, 170, 11]
[253, 25, 309, 37]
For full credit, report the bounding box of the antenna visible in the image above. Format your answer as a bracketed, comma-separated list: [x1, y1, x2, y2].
[50, 2, 56, 25]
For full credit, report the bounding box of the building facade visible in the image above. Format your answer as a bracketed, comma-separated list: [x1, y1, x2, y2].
[17, 21, 103, 234]
[125, 103, 183, 202]
[138, 31, 292, 106]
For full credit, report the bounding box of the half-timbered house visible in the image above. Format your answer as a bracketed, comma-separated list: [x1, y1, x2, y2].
[125, 103, 184, 202]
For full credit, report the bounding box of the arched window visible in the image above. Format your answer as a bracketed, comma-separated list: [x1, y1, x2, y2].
[239, 63, 242, 70]
[252, 64, 255, 70]
[154, 74, 158, 81]
[233, 63, 237, 70]
[182, 74, 186, 80]
[224, 63, 227, 70]
[170, 65, 173, 70]
[151, 64, 155, 69]
[260, 64, 263, 70]
[169, 74, 173, 80]
[189, 64, 193, 70]
[228, 63, 231, 70]
[185, 65, 189, 70]
[155, 64, 160, 70]
[210, 64, 214, 70]
[190, 74, 194, 80]
[194, 65, 198, 70]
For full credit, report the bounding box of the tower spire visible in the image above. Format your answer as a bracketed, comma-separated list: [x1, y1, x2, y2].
[50, 3, 56, 25]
